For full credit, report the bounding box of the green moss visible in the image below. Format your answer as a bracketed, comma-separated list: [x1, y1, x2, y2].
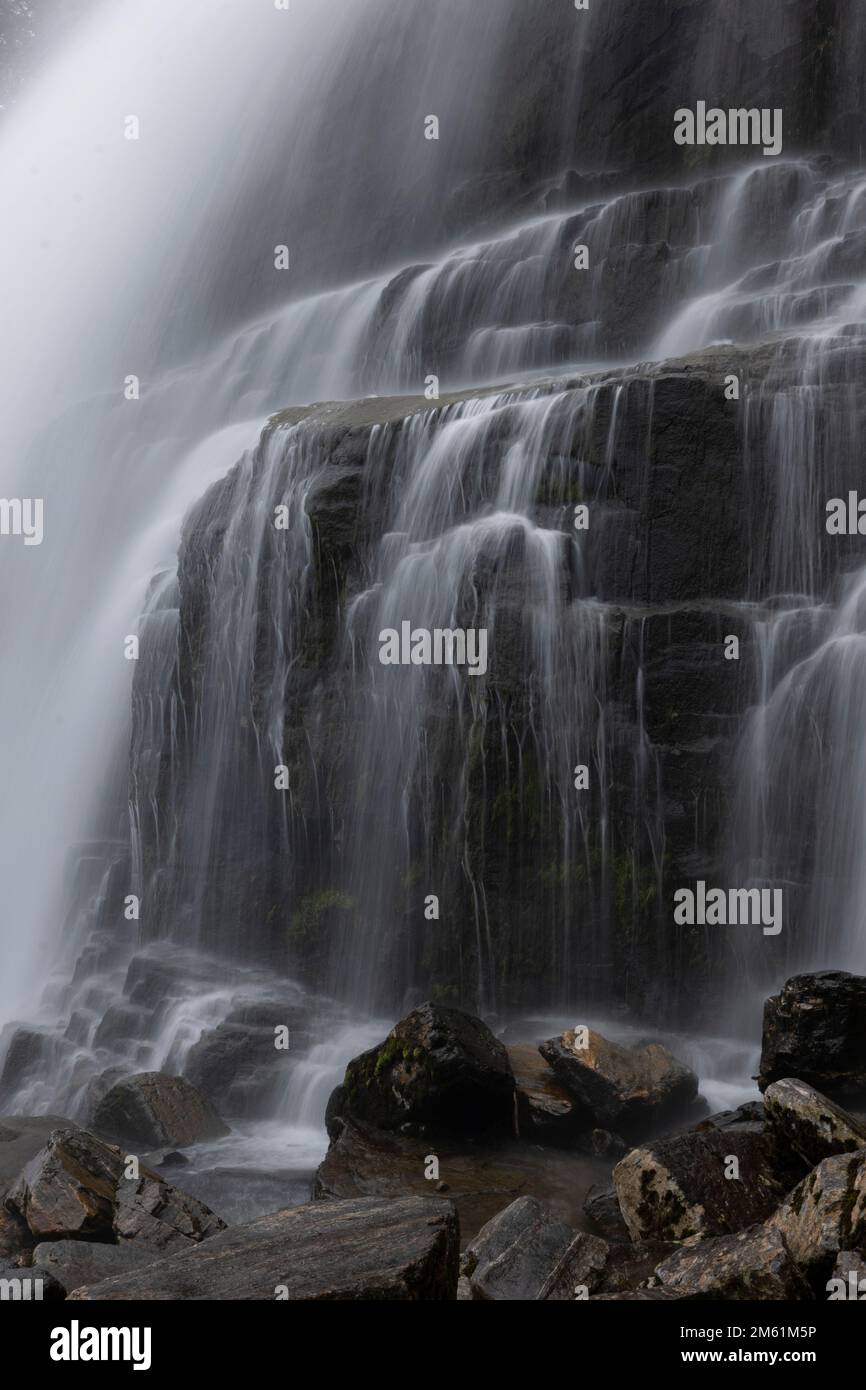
[289, 889, 355, 946]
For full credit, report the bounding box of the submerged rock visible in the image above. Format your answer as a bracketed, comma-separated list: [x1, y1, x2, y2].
[759, 972, 866, 1095]
[92, 1071, 229, 1149]
[539, 1028, 698, 1137]
[68, 1196, 459, 1300]
[6, 1128, 226, 1251]
[764, 1078, 866, 1168]
[655, 1226, 812, 1300]
[340, 1003, 515, 1137]
[767, 1149, 866, 1276]
[613, 1126, 790, 1241]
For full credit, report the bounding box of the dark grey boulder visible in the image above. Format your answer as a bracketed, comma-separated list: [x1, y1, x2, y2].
[767, 1149, 866, 1276]
[0, 1114, 78, 1201]
[92, 1071, 229, 1149]
[539, 1028, 698, 1138]
[32, 1239, 157, 1294]
[764, 1078, 866, 1167]
[613, 1126, 791, 1241]
[68, 1196, 458, 1300]
[340, 1003, 514, 1136]
[655, 1226, 812, 1300]
[759, 972, 866, 1095]
[462, 1195, 607, 1301]
[583, 1181, 630, 1242]
[6, 1127, 226, 1251]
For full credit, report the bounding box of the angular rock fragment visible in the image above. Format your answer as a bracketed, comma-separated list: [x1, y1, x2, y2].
[92, 1071, 229, 1149]
[68, 1196, 458, 1300]
[767, 1149, 866, 1275]
[507, 1043, 581, 1142]
[764, 1078, 866, 1167]
[462, 1195, 607, 1301]
[32, 1239, 157, 1294]
[655, 1226, 812, 1300]
[613, 1126, 789, 1241]
[6, 1127, 226, 1251]
[539, 1028, 698, 1137]
[759, 972, 866, 1094]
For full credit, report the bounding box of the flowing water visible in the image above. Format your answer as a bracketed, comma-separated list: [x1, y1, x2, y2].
[2, 0, 865, 1205]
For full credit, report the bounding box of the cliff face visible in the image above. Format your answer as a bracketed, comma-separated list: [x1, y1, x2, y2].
[128, 319, 866, 1021]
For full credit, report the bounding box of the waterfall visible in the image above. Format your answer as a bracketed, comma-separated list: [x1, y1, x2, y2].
[2, 0, 866, 1196]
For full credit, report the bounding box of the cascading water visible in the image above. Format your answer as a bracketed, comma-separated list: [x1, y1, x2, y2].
[3, 0, 866, 1214]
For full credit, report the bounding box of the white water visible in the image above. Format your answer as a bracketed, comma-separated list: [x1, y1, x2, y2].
[3, 1, 866, 1210]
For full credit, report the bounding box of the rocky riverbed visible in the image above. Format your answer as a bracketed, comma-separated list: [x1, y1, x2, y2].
[2, 968, 864, 1300]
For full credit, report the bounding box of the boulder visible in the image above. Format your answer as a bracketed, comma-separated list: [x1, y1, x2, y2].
[583, 1182, 630, 1242]
[655, 1226, 812, 1300]
[32, 1239, 157, 1294]
[759, 972, 866, 1095]
[507, 1044, 582, 1142]
[538, 1028, 698, 1137]
[767, 1150, 866, 1276]
[68, 1196, 458, 1300]
[0, 1205, 32, 1263]
[764, 1078, 866, 1168]
[613, 1126, 790, 1241]
[184, 1002, 309, 1117]
[92, 1071, 229, 1149]
[6, 1128, 226, 1251]
[462, 1195, 607, 1301]
[340, 1003, 514, 1136]
[596, 1238, 679, 1295]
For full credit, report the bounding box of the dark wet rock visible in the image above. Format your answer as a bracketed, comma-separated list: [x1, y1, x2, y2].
[0, 1264, 65, 1301]
[591, 1289, 682, 1301]
[461, 1195, 607, 1301]
[764, 1078, 866, 1168]
[69, 1196, 459, 1301]
[0, 1030, 53, 1106]
[314, 1117, 598, 1244]
[32, 1239, 156, 1294]
[324, 1084, 346, 1141]
[597, 1238, 680, 1296]
[92, 1071, 229, 1149]
[0, 1204, 33, 1263]
[538, 1028, 699, 1137]
[184, 1003, 307, 1118]
[613, 1126, 791, 1241]
[767, 1149, 866, 1276]
[141, 1149, 189, 1170]
[759, 972, 866, 1095]
[507, 1043, 581, 1142]
[341, 1004, 514, 1137]
[583, 1182, 630, 1243]
[655, 1226, 812, 1300]
[694, 1101, 766, 1135]
[6, 1127, 226, 1251]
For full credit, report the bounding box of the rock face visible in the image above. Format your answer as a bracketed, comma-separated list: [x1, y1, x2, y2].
[768, 1150, 866, 1276]
[655, 1227, 812, 1301]
[539, 1028, 699, 1137]
[759, 973, 866, 1095]
[6, 1128, 226, 1251]
[764, 1078, 866, 1168]
[339, 1004, 515, 1136]
[68, 1196, 459, 1301]
[507, 1044, 581, 1143]
[613, 1126, 790, 1241]
[0, 1115, 78, 1201]
[462, 1195, 607, 1301]
[32, 1240, 157, 1295]
[92, 1071, 229, 1149]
